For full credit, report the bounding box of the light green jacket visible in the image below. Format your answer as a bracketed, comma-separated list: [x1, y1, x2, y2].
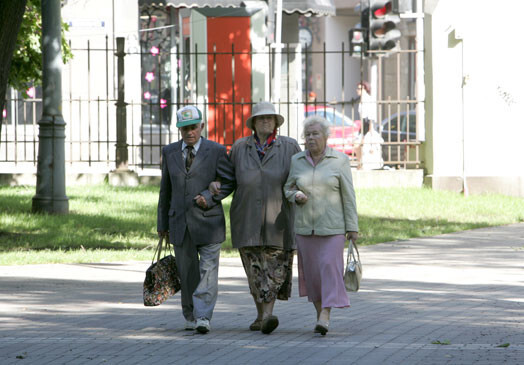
[284, 147, 358, 235]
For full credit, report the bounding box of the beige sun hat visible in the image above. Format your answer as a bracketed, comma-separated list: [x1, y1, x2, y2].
[246, 101, 285, 130]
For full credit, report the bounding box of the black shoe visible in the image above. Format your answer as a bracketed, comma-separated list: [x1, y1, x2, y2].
[261, 315, 279, 334]
[314, 320, 329, 336]
[249, 318, 263, 331]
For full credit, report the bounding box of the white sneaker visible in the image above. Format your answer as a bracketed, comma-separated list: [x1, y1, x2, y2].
[185, 320, 195, 331]
[195, 317, 210, 334]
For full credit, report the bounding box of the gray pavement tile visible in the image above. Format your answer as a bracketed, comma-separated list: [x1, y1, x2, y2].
[1, 224, 524, 364]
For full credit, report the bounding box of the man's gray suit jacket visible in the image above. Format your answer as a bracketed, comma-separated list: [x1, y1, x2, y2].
[157, 138, 234, 246]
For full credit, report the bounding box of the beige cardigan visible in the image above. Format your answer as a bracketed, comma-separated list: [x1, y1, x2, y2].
[284, 147, 359, 236]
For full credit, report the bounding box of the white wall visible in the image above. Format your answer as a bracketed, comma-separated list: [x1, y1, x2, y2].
[325, 15, 361, 113]
[250, 7, 268, 103]
[62, 0, 115, 100]
[460, 1, 524, 177]
[190, 11, 207, 110]
[62, 0, 140, 100]
[424, 0, 464, 177]
[286, 11, 362, 123]
[114, 0, 141, 111]
[61, 0, 141, 168]
[425, 0, 524, 194]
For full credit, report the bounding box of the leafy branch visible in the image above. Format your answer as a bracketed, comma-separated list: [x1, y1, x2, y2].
[8, 0, 73, 92]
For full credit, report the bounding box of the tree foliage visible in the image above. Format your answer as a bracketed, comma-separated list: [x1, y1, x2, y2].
[1, 0, 73, 142]
[8, 0, 73, 92]
[0, 0, 27, 134]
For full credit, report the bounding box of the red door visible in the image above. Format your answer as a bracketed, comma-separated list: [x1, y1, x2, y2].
[207, 17, 252, 147]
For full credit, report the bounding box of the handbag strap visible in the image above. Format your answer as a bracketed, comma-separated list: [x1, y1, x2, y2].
[346, 238, 360, 266]
[152, 235, 174, 263]
[164, 235, 174, 256]
[152, 236, 163, 263]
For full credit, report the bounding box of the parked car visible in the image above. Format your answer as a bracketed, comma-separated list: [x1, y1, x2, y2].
[380, 110, 417, 164]
[305, 105, 361, 155]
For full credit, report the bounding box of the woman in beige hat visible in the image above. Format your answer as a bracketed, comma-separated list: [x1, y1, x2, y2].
[210, 101, 300, 334]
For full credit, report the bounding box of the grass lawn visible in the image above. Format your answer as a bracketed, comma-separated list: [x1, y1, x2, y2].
[1, 184, 523, 265]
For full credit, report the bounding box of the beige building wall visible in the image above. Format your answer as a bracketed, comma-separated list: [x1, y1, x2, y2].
[424, 0, 524, 196]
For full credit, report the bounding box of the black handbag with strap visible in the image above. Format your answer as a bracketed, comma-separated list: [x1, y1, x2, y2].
[143, 236, 181, 306]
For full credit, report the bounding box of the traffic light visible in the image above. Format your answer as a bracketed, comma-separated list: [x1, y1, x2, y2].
[349, 28, 366, 57]
[348, 2, 370, 58]
[368, 0, 401, 51]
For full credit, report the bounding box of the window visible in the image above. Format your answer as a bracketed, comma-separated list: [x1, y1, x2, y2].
[3, 86, 42, 126]
[139, 5, 177, 125]
[399, 112, 416, 135]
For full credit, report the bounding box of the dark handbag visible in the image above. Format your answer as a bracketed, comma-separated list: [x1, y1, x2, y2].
[143, 236, 181, 306]
[344, 239, 362, 292]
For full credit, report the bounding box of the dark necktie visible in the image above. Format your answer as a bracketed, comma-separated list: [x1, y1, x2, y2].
[185, 146, 194, 171]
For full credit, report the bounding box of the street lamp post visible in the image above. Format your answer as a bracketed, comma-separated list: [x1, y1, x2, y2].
[32, 0, 69, 214]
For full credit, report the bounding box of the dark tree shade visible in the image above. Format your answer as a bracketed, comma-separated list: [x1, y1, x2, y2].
[0, 0, 28, 139]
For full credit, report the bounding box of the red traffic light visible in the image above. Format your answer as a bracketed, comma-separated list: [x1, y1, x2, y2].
[373, 2, 392, 18]
[368, 0, 401, 51]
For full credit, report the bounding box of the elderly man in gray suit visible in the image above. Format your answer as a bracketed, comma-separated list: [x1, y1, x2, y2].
[157, 105, 234, 334]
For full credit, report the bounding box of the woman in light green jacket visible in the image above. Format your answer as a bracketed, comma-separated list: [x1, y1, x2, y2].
[284, 115, 359, 336]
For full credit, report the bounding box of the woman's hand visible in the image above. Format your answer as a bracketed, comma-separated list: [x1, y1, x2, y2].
[346, 231, 358, 243]
[295, 191, 308, 205]
[209, 181, 221, 195]
[194, 194, 208, 209]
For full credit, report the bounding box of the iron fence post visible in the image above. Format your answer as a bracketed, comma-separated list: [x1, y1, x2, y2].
[115, 37, 128, 170]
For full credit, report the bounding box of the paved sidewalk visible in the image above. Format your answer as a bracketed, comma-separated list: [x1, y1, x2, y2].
[1, 224, 523, 364]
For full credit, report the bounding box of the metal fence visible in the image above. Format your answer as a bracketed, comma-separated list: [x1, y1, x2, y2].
[1, 39, 422, 172]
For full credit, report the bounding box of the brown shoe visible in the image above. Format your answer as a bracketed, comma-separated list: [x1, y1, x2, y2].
[261, 315, 279, 334]
[249, 318, 262, 331]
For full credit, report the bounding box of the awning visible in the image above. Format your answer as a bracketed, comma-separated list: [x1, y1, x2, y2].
[141, 0, 336, 16]
[281, 1, 335, 16]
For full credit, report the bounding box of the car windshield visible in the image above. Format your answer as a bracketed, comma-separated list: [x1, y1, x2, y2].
[382, 112, 416, 134]
[306, 108, 353, 127]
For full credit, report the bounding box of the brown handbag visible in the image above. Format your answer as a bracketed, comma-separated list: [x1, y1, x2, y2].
[143, 236, 181, 306]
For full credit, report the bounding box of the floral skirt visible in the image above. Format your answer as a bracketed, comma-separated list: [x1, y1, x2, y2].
[239, 246, 295, 303]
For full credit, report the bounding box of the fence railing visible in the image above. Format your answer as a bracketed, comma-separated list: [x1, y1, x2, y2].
[1, 39, 422, 172]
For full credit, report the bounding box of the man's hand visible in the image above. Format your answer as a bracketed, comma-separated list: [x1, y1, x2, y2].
[346, 231, 358, 243]
[194, 194, 208, 209]
[209, 181, 221, 195]
[295, 191, 308, 205]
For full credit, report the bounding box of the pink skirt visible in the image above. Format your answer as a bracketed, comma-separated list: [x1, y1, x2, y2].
[296, 234, 350, 308]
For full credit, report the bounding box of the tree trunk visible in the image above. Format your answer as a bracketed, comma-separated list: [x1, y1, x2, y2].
[0, 0, 27, 143]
